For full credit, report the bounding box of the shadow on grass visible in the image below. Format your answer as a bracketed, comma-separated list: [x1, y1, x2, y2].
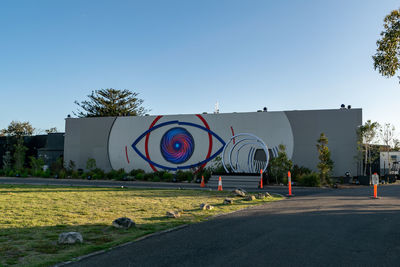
[0, 220, 187, 267]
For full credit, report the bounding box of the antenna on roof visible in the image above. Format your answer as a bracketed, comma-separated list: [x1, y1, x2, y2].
[214, 101, 220, 114]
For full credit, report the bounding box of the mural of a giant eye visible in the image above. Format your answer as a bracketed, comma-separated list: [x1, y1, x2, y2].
[131, 117, 226, 171]
[160, 127, 195, 164]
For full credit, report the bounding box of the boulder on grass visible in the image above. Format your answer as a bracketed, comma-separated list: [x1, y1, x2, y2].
[200, 203, 214, 210]
[112, 217, 135, 229]
[166, 210, 181, 218]
[58, 232, 83, 245]
[265, 192, 272, 197]
[245, 195, 256, 201]
[223, 198, 234, 205]
[232, 188, 246, 197]
[256, 193, 266, 199]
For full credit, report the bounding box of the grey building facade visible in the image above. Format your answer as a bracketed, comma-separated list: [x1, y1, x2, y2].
[64, 108, 362, 176]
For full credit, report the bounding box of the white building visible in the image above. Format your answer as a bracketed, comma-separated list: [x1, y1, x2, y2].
[380, 151, 400, 175]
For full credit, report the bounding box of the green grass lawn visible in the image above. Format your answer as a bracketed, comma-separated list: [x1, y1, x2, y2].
[0, 185, 283, 266]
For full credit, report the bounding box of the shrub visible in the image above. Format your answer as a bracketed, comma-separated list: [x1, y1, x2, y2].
[29, 156, 45, 174]
[13, 138, 28, 172]
[152, 175, 161, 182]
[71, 170, 80, 179]
[2, 151, 12, 172]
[175, 171, 187, 182]
[91, 168, 105, 179]
[129, 169, 145, 176]
[106, 169, 126, 180]
[59, 169, 67, 179]
[7, 169, 15, 177]
[41, 169, 51, 178]
[162, 172, 173, 182]
[197, 169, 212, 182]
[136, 173, 144, 180]
[187, 172, 194, 183]
[292, 165, 312, 182]
[298, 173, 321, 187]
[50, 157, 64, 175]
[144, 173, 154, 181]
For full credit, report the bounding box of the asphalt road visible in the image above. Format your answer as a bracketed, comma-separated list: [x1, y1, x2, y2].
[63, 183, 400, 267]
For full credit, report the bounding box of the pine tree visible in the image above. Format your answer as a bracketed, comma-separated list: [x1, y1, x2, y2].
[74, 88, 149, 117]
[316, 133, 334, 185]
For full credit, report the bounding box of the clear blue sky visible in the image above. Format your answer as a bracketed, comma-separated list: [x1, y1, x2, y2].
[1, 0, 399, 136]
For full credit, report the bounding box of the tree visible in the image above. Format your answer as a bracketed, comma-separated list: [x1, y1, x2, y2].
[357, 120, 380, 176]
[393, 138, 400, 151]
[316, 133, 334, 185]
[45, 127, 58, 134]
[14, 138, 28, 172]
[74, 88, 149, 117]
[380, 123, 396, 175]
[268, 144, 293, 184]
[372, 8, 400, 82]
[0, 121, 34, 137]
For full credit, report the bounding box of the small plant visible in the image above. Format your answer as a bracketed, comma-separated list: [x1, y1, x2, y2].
[86, 158, 96, 171]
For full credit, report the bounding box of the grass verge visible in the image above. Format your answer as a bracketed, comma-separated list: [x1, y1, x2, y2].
[0, 185, 283, 266]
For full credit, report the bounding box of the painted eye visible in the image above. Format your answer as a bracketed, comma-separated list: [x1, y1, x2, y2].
[130, 116, 226, 171]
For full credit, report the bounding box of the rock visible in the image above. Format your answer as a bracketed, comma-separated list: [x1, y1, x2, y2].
[112, 217, 135, 229]
[245, 195, 256, 201]
[256, 193, 265, 199]
[232, 188, 246, 197]
[223, 198, 234, 204]
[265, 192, 272, 197]
[166, 210, 181, 218]
[200, 203, 214, 210]
[58, 232, 83, 245]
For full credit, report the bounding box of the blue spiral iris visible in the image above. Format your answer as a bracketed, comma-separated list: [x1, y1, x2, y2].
[160, 127, 195, 164]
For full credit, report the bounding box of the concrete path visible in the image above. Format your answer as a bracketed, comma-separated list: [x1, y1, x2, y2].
[0, 177, 327, 196]
[63, 184, 400, 267]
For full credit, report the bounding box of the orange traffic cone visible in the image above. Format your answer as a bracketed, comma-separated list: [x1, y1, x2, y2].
[217, 176, 223, 191]
[200, 176, 205, 188]
[259, 169, 263, 189]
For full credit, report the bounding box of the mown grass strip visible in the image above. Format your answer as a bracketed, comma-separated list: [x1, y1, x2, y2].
[0, 185, 282, 266]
